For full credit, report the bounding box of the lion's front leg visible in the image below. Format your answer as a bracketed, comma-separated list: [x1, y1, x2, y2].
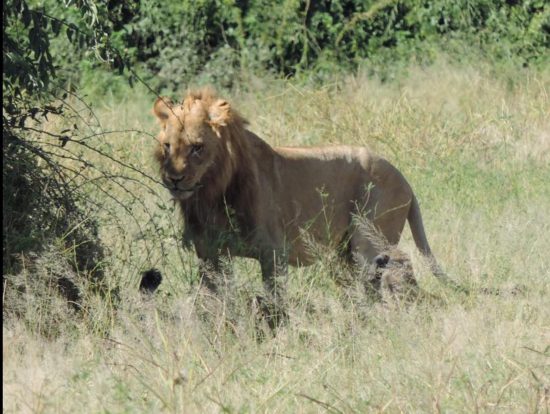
[193, 237, 229, 294]
[197, 257, 225, 293]
[259, 249, 289, 327]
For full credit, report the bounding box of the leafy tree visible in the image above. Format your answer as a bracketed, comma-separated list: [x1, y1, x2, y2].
[2, 0, 122, 315]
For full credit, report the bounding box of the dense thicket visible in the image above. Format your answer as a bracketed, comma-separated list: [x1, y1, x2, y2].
[6, 0, 549, 103]
[3, 0, 114, 318]
[82, 0, 549, 89]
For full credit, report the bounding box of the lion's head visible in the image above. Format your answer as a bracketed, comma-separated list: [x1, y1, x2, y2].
[152, 88, 247, 201]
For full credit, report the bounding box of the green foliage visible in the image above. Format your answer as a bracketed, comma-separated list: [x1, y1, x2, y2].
[99, 0, 245, 91]
[3, 0, 112, 314]
[4, 0, 547, 97]
[36, 0, 548, 95]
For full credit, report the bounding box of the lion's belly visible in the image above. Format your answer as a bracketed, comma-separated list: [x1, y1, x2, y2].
[288, 247, 316, 266]
[283, 203, 352, 267]
[287, 241, 334, 266]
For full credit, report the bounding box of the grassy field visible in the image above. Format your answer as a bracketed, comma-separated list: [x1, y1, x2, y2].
[3, 61, 550, 413]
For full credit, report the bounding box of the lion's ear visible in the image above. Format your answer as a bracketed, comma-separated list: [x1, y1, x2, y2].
[182, 95, 195, 113]
[207, 99, 231, 128]
[153, 97, 174, 121]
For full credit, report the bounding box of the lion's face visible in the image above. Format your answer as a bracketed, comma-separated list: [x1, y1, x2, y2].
[153, 95, 230, 200]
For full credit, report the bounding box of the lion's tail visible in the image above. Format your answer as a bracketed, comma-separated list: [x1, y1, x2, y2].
[408, 195, 510, 296]
[407, 194, 448, 281]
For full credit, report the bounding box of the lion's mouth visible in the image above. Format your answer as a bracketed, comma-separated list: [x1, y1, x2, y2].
[168, 183, 203, 199]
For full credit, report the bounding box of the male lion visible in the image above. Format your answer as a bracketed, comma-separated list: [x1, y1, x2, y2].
[152, 87, 449, 319]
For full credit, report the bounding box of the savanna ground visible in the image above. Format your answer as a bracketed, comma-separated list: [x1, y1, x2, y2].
[3, 61, 550, 413]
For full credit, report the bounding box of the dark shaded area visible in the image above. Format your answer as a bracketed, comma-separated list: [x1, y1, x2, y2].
[56, 276, 83, 311]
[2, 133, 105, 283]
[2, 135, 107, 327]
[139, 268, 163, 295]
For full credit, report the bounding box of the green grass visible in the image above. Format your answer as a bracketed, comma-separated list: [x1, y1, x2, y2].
[3, 61, 550, 413]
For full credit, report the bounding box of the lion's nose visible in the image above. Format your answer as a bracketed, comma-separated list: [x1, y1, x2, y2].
[166, 173, 186, 185]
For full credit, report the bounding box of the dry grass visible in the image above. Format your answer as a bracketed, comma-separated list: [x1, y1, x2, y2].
[3, 62, 550, 413]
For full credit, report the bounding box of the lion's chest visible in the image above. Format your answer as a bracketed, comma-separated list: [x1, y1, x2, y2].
[184, 204, 258, 258]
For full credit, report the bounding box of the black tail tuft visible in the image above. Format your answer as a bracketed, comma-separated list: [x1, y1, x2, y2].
[139, 268, 163, 294]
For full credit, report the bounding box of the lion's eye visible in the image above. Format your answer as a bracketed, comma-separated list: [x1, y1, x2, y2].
[190, 144, 203, 157]
[163, 143, 171, 153]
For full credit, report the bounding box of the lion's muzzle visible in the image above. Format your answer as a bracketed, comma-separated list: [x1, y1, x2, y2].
[166, 181, 203, 200]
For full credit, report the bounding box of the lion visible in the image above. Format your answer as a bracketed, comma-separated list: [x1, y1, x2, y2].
[152, 87, 451, 321]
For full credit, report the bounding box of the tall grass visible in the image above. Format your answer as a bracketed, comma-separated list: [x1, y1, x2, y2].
[3, 61, 550, 413]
